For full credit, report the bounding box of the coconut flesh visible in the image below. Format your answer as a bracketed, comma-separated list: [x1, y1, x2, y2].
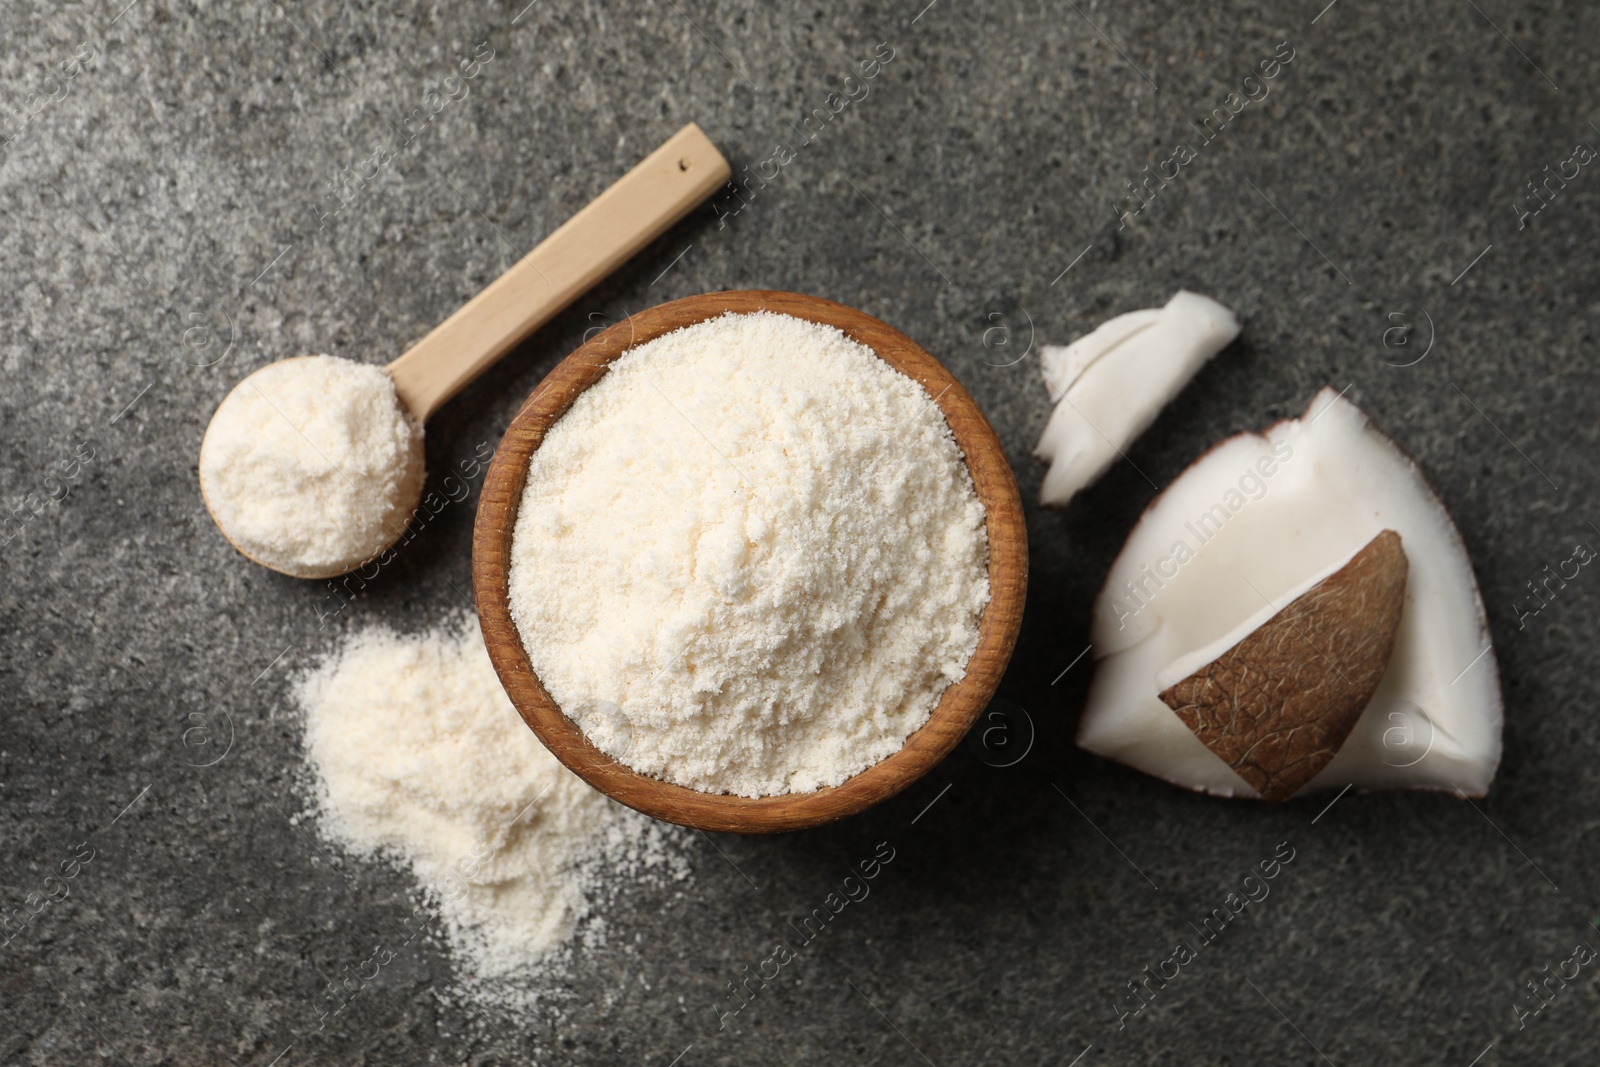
[1035, 291, 1240, 507]
[1077, 388, 1503, 800]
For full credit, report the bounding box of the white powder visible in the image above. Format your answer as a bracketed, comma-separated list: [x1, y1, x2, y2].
[199, 354, 425, 576]
[508, 311, 990, 798]
[298, 617, 684, 981]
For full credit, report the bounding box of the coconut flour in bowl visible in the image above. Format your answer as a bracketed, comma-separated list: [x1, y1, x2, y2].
[506, 311, 990, 798]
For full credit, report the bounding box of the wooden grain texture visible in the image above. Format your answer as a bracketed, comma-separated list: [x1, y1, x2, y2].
[472, 291, 1028, 833]
[387, 123, 730, 422]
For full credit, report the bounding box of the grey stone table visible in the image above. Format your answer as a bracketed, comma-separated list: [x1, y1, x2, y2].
[3, 1, 1597, 1063]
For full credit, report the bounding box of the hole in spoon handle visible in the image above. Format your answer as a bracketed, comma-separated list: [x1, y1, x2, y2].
[387, 123, 731, 422]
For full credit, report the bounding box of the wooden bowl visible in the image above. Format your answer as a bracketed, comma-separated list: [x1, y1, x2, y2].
[472, 291, 1027, 833]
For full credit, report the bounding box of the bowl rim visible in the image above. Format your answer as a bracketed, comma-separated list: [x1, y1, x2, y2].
[471, 290, 1028, 833]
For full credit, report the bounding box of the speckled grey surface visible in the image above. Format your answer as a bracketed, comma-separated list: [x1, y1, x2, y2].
[3, 1, 1599, 1064]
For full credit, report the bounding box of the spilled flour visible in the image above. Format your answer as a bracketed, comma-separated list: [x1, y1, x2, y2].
[297, 615, 686, 987]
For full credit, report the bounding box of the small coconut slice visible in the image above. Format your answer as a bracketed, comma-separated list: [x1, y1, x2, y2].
[1039, 308, 1162, 402]
[1158, 531, 1408, 802]
[1035, 291, 1240, 507]
[1077, 388, 1502, 799]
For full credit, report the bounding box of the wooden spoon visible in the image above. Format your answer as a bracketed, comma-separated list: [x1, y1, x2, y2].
[201, 123, 731, 579]
[472, 291, 1030, 833]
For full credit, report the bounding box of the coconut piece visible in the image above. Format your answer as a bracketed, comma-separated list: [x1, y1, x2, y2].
[1158, 531, 1408, 803]
[1034, 291, 1240, 507]
[1077, 388, 1502, 799]
[1039, 309, 1161, 402]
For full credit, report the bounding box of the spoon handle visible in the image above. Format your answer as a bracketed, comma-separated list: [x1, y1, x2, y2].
[388, 123, 731, 422]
